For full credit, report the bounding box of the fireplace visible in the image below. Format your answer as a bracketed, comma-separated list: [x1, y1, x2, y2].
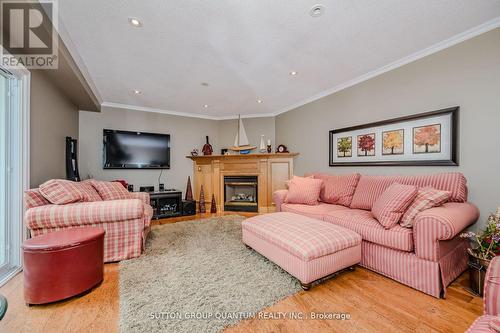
[224, 176, 258, 212]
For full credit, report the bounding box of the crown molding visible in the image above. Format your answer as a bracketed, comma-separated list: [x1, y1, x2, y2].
[100, 102, 276, 120]
[216, 113, 277, 120]
[273, 16, 500, 117]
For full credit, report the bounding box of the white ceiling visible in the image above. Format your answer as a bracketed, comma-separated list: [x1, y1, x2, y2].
[58, 0, 500, 119]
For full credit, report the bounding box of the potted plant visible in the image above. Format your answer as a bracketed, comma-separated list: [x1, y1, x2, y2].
[460, 208, 500, 296]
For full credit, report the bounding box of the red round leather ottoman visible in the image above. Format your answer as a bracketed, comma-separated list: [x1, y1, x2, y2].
[22, 228, 105, 305]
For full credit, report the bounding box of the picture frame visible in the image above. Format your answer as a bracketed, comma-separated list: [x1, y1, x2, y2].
[357, 133, 376, 157]
[329, 106, 459, 166]
[336, 136, 352, 158]
[382, 129, 404, 156]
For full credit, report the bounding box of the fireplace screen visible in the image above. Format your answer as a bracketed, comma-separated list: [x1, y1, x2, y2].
[224, 176, 258, 212]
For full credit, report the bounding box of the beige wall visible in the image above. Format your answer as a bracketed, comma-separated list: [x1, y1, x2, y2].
[275, 28, 500, 228]
[30, 70, 79, 187]
[78, 106, 220, 192]
[217, 117, 275, 152]
[78, 107, 276, 192]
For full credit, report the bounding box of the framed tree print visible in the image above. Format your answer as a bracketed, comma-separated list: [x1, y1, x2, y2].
[382, 129, 404, 155]
[357, 134, 375, 156]
[329, 106, 458, 166]
[413, 124, 441, 154]
[337, 136, 352, 157]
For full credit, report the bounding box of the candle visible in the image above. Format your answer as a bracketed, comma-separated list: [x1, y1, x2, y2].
[267, 139, 271, 145]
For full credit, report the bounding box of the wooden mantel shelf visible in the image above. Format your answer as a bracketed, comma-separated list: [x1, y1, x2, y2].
[187, 153, 299, 213]
[187, 153, 299, 160]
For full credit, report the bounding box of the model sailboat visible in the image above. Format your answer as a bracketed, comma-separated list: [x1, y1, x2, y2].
[230, 115, 256, 153]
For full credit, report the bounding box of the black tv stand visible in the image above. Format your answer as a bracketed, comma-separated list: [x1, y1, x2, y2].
[148, 190, 182, 219]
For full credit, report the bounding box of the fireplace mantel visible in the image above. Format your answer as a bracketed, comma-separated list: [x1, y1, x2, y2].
[187, 153, 299, 213]
[187, 153, 299, 161]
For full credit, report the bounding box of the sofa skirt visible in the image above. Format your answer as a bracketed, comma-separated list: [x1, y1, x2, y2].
[360, 239, 468, 298]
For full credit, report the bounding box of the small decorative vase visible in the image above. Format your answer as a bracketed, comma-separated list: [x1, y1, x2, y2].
[259, 135, 266, 153]
[202, 136, 213, 156]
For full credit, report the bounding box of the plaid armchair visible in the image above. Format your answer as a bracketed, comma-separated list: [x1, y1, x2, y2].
[24, 189, 153, 262]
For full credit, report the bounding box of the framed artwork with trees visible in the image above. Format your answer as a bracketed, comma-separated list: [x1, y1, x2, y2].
[413, 124, 441, 154]
[382, 129, 404, 155]
[329, 106, 458, 166]
[357, 134, 375, 156]
[337, 137, 352, 157]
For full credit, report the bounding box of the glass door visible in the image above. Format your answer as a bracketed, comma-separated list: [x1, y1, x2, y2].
[0, 72, 6, 270]
[0, 68, 25, 284]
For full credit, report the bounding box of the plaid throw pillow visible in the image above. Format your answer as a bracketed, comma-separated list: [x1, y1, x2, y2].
[79, 180, 103, 202]
[490, 316, 500, 333]
[399, 187, 450, 228]
[284, 176, 323, 205]
[90, 180, 131, 201]
[372, 183, 418, 229]
[39, 179, 84, 205]
[25, 189, 51, 208]
[312, 173, 360, 207]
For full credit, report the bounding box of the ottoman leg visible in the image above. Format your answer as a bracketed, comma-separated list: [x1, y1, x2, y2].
[301, 282, 311, 291]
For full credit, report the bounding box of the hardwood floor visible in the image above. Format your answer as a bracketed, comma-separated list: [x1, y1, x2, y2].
[224, 269, 482, 333]
[0, 262, 119, 333]
[0, 213, 482, 333]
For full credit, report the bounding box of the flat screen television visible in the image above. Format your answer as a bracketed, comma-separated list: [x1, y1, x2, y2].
[103, 129, 170, 169]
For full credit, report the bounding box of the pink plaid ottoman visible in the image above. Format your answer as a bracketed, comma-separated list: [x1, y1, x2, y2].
[242, 212, 362, 290]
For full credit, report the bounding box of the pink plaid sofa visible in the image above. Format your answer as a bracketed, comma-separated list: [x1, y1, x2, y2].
[273, 172, 479, 298]
[24, 189, 153, 262]
[466, 256, 500, 332]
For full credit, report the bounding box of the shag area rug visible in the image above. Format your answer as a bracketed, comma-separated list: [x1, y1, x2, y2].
[119, 215, 301, 333]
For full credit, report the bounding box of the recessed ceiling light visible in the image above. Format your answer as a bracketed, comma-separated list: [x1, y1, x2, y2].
[289, 71, 298, 76]
[257, 99, 263, 104]
[310, 4, 326, 17]
[133, 89, 142, 95]
[128, 17, 142, 27]
[203, 104, 209, 108]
